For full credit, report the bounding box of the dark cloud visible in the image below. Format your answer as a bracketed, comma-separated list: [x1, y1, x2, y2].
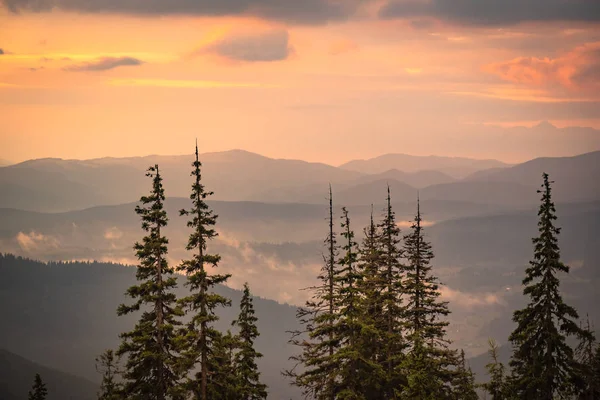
[1, 0, 361, 24]
[379, 0, 600, 25]
[205, 30, 292, 62]
[63, 56, 144, 72]
[0, 48, 4, 55]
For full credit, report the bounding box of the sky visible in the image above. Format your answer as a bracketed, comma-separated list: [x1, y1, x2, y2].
[1, 0, 599, 165]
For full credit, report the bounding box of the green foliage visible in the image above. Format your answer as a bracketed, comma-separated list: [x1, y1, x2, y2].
[577, 317, 600, 400]
[400, 198, 456, 399]
[481, 339, 507, 400]
[232, 283, 268, 399]
[116, 165, 184, 400]
[376, 187, 407, 397]
[95, 349, 122, 400]
[452, 350, 478, 400]
[206, 330, 239, 400]
[177, 144, 231, 400]
[285, 186, 341, 400]
[509, 173, 590, 399]
[28, 374, 48, 400]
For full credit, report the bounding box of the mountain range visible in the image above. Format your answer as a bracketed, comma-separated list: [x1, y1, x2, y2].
[1, 149, 599, 212]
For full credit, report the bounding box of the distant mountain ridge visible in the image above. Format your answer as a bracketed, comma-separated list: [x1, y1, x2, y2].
[339, 153, 510, 178]
[1, 149, 598, 212]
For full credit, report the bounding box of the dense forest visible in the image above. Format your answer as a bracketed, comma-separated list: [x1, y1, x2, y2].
[11, 145, 600, 400]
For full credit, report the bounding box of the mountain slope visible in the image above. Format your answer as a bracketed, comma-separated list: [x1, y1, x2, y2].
[0, 254, 301, 399]
[0, 348, 98, 400]
[464, 151, 600, 203]
[353, 169, 455, 188]
[0, 150, 362, 212]
[340, 153, 508, 178]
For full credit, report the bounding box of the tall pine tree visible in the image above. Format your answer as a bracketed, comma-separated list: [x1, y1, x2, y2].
[178, 143, 231, 400]
[332, 207, 380, 399]
[452, 350, 478, 400]
[206, 330, 239, 400]
[577, 317, 599, 400]
[400, 198, 456, 399]
[377, 186, 406, 398]
[509, 173, 590, 399]
[285, 185, 340, 400]
[28, 374, 47, 400]
[117, 165, 184, 400]
[96, 349, 122, 400]
[233, 283, 268, 400]
[482, 339, 507, 400]
[356, 207, 386, 399]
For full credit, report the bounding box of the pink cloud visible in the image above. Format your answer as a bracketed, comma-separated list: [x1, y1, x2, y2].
[484, 42, 600, 95]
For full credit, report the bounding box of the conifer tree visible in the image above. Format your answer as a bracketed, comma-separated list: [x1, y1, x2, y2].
[207, 330, 239, 400]
[28, 374, 48, 400]
[577, 317, 599, 400]
[482, 339, 506, 400]
[356, 207, 386, 399]
[117, 165, 184, 400]
[509, 173, 590, 399]
[285, 186, 340, 400]
[377, 186, 406, 397]
[96, 349, 122, 400]
[452, 350, 478, 400]
[178, 143, 231, 400]
[400, 198, 456, 399]
[233, 283, 268, 400]
[332, 207, 380, 399]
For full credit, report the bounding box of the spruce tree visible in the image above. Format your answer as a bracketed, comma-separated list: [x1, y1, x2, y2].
[117, 165, 184, 400]
[400, 198, 456, 399]
[96, 349, 122, 400]
[332, 207, 379, 399]
[356, 207, 386, 399]
[28, 374, 47, 400]
[452, 350, 478, 400]
[233, 283, 268, 399]
[207, 330, 239, 400]
[178, 143, 231, 400]
[285, 186, 340, 400]
[509, 173, 590, 399]
[482, 339, 506, 400]
[577, 317, 599, 400]
[377, 186, 406, 397]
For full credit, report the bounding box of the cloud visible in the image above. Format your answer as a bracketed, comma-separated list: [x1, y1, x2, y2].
[2, 0, 362, 24]
[484, 42, 600, 95]
[439, 286, 504, 309]
[63, 56, 144, 72]
[16, 231, 60, 252]
[379, 0, 600, 26]
[0, 48, 4, 55]
[104, 227, 123, 240]
[201, 29, 293, 62]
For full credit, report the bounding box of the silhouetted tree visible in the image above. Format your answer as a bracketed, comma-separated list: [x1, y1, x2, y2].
[452, 350, 478, 400]
[400, 198, 456, 399]
[377, 187, 407, 397]
[178, 143, 231, 400]
[285, 186, 341, 400]
[96, 349, 122, 400]
[509, 173, 591, 399]
[481, 339, 507, 400]
[233, 283, 268, 400]
[577, 317, 600, 400]
[117, 165, 184, 400]
[28, 374, 47, 400]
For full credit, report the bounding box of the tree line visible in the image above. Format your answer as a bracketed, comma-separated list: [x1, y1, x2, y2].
[25, 147, 599, 399]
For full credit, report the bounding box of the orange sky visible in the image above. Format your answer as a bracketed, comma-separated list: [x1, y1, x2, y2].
[1, 1, 599, 164]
